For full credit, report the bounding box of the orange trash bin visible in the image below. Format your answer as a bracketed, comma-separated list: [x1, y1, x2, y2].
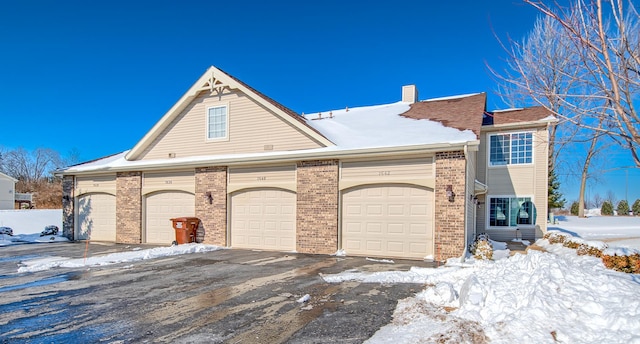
[170, 217, 200, 245]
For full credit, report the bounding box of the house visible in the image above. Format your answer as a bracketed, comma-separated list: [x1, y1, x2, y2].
[57, 66, 556, 260]
[0, 172, 17, 210]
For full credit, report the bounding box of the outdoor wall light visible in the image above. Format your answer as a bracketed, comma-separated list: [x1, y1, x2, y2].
[205, 191, 213, 204]
[63, 195, 71, 202]
[446, 185, 455, 202]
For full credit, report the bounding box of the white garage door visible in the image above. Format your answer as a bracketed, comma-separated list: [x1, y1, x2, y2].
[145, 191, 195, 244]
[342, 184, 433, 259]
[76, 193, 116, 242]
[231, 188, 296, 251]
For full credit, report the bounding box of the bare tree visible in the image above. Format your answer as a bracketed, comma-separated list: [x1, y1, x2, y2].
[524, 0, 640, 166]
[1, 148, 63, 183]
[593, 193, 604, 208]
[491, 8, 611, 217]
[606, 189, 618, 206]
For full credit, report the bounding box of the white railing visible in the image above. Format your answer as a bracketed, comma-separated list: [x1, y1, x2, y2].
[15, 193, 32, 202]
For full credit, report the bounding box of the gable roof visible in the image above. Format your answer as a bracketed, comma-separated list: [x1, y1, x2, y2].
[483, 106, 556, 127]
[399, 93, 487, 138]
[125, 66, 333, 160]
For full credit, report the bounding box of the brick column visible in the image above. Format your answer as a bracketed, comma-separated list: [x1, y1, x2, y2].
[434, 151, 466, 260]
[195, 166, 227, 246]
[296, 160, 339, 254]
[116, 171, 142, 243]
[62, 175, 75, 240]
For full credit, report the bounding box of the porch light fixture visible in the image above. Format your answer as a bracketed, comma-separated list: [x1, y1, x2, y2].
[446, 185, 455, 202]
[63, 195, 71, 202]
[205, 191, 213, 204]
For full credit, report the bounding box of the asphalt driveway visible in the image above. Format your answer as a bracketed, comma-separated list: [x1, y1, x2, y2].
[0, 242, 436, 343]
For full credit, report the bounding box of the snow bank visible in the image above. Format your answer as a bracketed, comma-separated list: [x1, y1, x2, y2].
[17, 244, 223, 273]
[549, 215, 640, 241]
[324, 249, 640, 343]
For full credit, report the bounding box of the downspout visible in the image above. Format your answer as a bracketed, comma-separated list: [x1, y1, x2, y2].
[461, 144, 470, 261]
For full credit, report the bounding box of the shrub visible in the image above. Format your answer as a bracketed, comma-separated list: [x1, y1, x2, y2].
[570, 201, 579, 215]
[617, 200, 630, 216]
[602, 253, 640, 274]
[543, 231, 570, 245]
[469, 234, 493, 260]
[632, 199, 640, 216]
[601, 201, 614, 215]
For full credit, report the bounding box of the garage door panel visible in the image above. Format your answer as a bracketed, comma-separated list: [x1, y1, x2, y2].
[231, 189, 295, 251]
[145, 191, 194, 244]
[342, 184, 433, 259]
[77, 193, 116, 242]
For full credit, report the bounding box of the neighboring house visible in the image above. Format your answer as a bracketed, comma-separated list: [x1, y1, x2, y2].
[57, 66, 556, 260]
[0, 172, 17, 210]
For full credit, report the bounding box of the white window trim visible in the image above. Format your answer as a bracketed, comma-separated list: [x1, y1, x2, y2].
[487, 131, 534, 168]
[486, 194, 535, 229]
[205, 104, 230, 142]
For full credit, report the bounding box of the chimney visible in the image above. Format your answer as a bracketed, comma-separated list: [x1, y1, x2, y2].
[402, 85, 418, 103]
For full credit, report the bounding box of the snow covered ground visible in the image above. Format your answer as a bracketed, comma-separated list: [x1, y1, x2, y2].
[0, 209, 67, 245]
[321, 216, 640, 343]
[0, 209, 62, 234]
[550, 214, 640, 249]
[3, 209, 639, 343]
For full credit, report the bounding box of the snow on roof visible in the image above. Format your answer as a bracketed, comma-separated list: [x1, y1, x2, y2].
[306, 101, 477, 149]
[422, 92, 483, 102]
[491, 107, 524, 112]
[63, 101, 478, 173]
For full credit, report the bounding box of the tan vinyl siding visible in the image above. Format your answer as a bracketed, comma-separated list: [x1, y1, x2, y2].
[341, 158, 433, 180]
[75, 175, 117, 196]
[142, 170, 195, 194]
[482, 126, 550, 240]
[340, 157, 435, 190]
[465, 151, 477, 244]
[228, 165, 297, 193]
[138, 90, 322, 160]
[534, 128, 549, 234]
[477, 134, 487, 183]
[228, 165, 295, 184]
[476, 194, 486, 234]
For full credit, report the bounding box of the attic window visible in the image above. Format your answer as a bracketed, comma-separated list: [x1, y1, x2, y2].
[207, 105, 228, 140]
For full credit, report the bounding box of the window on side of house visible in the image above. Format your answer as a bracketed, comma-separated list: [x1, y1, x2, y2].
[489, 196, 535, 227]
[489, 132, 533, 166]
[207, 105, 227, 140]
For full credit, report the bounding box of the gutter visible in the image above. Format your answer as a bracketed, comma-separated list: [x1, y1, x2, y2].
[58, 140, 481, 175]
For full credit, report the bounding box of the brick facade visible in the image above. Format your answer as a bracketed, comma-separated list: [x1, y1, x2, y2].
[62, 175, 75, 240]
[116, 171, 142, 243]
[195, 166, 227, 246]
[434, 151, 467, 260]
[296, 160, 339, 254]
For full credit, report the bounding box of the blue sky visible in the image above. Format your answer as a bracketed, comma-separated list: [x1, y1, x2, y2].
[0, 0, 638, 204]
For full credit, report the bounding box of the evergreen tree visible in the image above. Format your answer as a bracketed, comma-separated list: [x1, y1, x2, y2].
[601, 201, 614, 216]
[617, 200, 630, 216]
[548, 170, 565, 209]
[632, 199, 640, 216]
[570, 201, 579, 216]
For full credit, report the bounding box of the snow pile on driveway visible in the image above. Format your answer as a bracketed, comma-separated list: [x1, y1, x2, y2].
[18, 244, 223, 273]
[324, 245, 640, 343]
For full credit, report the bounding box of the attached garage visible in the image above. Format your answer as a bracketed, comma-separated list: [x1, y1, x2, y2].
[230, 188, 296, 251]
[76, 193, 116, 241]
[142, 170, 195, 244]
[341, 184, 434, 259]
[144, 191, 195, 244]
